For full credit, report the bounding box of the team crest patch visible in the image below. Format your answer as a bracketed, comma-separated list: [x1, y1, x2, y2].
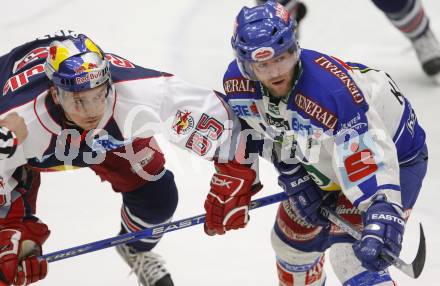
[172, 110, 194, 135]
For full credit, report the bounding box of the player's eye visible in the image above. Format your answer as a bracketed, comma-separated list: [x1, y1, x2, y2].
[275, 55, 286, 63]
[256, 63, 268, 69]
[93, 95, 103, 102]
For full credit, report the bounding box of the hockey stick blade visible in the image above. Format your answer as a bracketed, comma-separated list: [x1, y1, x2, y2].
[401, 223, 425, 278]
[40, 191, 289, 263]
[320, 206, 426, 279]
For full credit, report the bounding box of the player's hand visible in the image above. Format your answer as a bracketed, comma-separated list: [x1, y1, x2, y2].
[0, 221, 50, 285]
[0, 113, 28, 145]
[278, 167, 330, 226]
[204, 161, 262, 235]
[353, 199, 405, 271]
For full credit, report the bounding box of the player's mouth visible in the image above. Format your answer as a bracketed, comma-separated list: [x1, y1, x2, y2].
[86, 117, 100, 125]
[270, 78, 286, 86]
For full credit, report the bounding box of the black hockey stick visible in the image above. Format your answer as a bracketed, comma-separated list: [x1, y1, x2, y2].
[320, 205, 426, 279]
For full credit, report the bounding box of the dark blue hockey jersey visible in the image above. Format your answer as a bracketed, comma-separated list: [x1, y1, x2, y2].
[223, 49, 426, 210]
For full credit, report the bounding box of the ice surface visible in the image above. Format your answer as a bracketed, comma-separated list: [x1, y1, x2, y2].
[0, 0, 439, 285]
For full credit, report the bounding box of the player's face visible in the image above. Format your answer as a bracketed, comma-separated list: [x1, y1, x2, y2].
[252, 50, 297, 98]
[56, 83, 109, 130]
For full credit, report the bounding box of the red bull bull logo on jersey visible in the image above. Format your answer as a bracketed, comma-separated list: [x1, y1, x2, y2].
[172, 110, 194, 135]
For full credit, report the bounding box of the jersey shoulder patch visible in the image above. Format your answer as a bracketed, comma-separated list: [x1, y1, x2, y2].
[0, 39, 55, 114]
[223, 60, 260, 101]
[289, 50, 370, 131]
[301, 49, 366, 106]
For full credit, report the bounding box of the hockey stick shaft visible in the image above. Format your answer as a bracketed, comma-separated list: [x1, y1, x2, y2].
[320, 206, 425, 278]
[40, 191, 289, 263]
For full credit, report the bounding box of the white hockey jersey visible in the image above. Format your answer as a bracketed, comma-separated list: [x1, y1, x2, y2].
[0, 32, 240, 215]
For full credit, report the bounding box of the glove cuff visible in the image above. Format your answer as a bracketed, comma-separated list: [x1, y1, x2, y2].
[1, 220, 50, 250]
[364, 200, 405, 234]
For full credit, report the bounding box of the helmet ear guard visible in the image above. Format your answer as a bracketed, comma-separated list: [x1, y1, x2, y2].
[44, 34, 111, 92]
[231, 1, 301, 80]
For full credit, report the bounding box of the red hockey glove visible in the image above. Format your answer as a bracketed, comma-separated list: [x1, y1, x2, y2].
[204, 161, 262, 235]
[0, 220, 50, 286]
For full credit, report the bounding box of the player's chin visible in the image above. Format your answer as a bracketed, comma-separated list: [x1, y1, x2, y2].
[271, 83, 290, 96]
[80, 121, 99, 131]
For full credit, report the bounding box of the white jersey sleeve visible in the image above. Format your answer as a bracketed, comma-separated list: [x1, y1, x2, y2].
[326, 70, 403, 212]
[114, 75, 241, 161]
[328, 106, 401, 212]
[0, 104, 52, 207]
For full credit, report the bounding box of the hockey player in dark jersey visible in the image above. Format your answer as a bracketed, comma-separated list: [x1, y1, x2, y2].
[257, 0, 440, 82]
[204, 1, 429, 285]
[0, 31, 254, 286]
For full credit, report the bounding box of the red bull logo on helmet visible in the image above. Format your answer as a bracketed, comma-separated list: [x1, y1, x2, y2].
[251, 47, 275, 61]
[74, 62, 99, 74]
[75, 70, 105, 85]
[49, 46, 57, 60]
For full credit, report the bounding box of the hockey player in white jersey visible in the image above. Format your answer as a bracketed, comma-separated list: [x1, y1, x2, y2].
[0, 31, 255, 286]
[203, 1, 429, 285]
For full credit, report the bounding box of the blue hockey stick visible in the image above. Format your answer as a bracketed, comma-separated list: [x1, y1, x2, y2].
[40, 190, 425, 278]
[40, 191, 289, 263]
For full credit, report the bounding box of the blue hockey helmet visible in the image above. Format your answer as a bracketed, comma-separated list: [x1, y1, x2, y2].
[44, 34, 110, 92]
[231, 0, 300, 80]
